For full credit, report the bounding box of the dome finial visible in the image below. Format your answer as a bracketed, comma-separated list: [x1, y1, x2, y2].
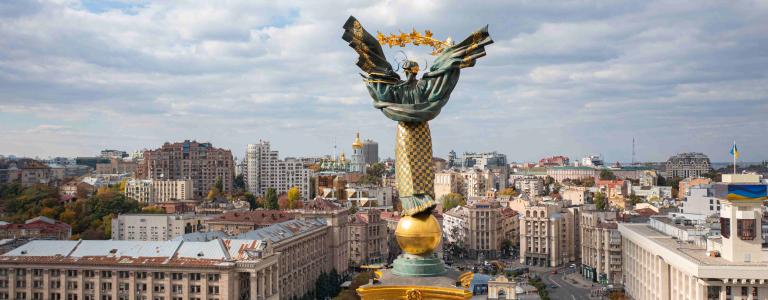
[352, 131, 363, 149]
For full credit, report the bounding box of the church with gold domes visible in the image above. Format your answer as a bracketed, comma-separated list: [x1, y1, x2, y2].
[350, 132, 366, 174]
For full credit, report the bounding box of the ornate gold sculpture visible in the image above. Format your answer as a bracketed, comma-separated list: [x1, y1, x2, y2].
[376, 29, 453, 55]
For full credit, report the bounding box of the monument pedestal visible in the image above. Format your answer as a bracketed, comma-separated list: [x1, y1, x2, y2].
[392, 253, 446, 277]
[358, 268, 471, 300]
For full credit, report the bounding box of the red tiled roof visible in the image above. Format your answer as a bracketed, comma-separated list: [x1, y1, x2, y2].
[633, 208, 658, 217]
[0, 220, 71, 234]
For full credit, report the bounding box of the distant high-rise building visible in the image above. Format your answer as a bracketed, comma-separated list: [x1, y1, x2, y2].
[665, 152, 711, 179]
[580, 154, 604, 167]
[362, 138, 379, 165]
[137, 140, 234, 199]
[245, 141, 312, 199]
[350, 132, 366, 173]
[99, 149, 128, 159]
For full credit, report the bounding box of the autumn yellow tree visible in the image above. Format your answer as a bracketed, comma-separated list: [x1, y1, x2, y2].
[286, 186, 301, 209]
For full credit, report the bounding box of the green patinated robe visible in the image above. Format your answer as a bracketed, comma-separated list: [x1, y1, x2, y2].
[342, 16, 493, 215]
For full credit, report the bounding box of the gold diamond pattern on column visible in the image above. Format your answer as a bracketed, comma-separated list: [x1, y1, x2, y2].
[395, 121, 434, 199]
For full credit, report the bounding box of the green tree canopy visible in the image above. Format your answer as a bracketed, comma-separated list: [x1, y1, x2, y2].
[594, 192, 608, 210]
[440, 193, 466, 211]
[600, 170, 617, 180]
[265, 188, 279, 209]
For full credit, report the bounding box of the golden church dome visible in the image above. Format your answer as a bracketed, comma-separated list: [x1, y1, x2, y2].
[352, 132, 363, 149]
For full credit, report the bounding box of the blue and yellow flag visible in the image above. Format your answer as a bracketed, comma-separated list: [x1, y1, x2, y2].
[730, 142, 739, 159]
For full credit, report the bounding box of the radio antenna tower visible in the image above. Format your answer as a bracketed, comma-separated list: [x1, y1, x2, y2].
[632, 137, 636, 165]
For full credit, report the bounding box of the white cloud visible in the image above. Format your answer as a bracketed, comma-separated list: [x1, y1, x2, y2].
[0, 0, 767, 162]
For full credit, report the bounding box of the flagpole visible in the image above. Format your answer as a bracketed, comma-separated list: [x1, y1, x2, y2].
[733, 141, 737, 175]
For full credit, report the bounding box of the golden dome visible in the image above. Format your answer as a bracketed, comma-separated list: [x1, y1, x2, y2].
[352, 132, 363, 149]
[395, 214, 442, 255]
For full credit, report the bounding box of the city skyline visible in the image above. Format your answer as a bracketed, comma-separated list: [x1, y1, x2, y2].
[1, 1, 767, 162]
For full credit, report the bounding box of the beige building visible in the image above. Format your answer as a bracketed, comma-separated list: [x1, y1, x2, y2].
[95, 158, 137, 175]
[111, 214, 209, 241]
[546, 166, 598, 183]
[0, 238, 281, 300]
[620, 183, 768, 300]
[678, 177, 713, 200]
[294, 198, 350, 274]
[124, 179, 193, 203]
[501, 208, 520, 248]
[580, 210, 621, 284]
[561, 186, 591, 205]
[234, 219, 332, 299]
[461, 169, 486, 198]
[435, 171, 463, 200]
[513, 176, 543, 197]
[137, 140, 234, 199]
[348, 209, 388, 266]
[466, 201, 503, 259]
[519, 202, 576, 267]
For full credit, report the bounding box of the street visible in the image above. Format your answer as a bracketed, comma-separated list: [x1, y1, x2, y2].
[539, 269, 593, 300]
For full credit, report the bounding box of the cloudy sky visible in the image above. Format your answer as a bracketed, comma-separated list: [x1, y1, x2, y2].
[1, 0, 767, 163]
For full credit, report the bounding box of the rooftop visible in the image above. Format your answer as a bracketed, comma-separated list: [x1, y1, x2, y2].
[234, 218, 326, 243]
[207, 210, 294, 225]
[619, 223, 768, 279]
[0, 238, 269, 267]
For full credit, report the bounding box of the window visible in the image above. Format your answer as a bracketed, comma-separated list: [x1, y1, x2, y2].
[152, 272, 164, 280]
[67, 270, 78, 277]
[136, 272, 147, 279]
[101, 271, 112, 278]
[720, 218, 730, 238]
[189, 273, 201, 281]
[753, 287, 759, 297]
[207, 274, 219, 282]
[742, 287, 748, 296]
[738, 219, 756, 240]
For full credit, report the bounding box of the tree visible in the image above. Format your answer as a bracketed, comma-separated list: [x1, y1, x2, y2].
[207, 176, 224, 201]
[440, 193, 466, 211]
[141, 205, 165, 214]
[498, 188, 518, 197]
[59, 208, 78, 225]
[628, 192, 642, 206]
[286, 186, 302, 209]
[600, 170, 617, 180]
[500, 239, 513, 258]
[594, 192, 607, 210]
[265, 188, 279, 209]
[103, 214, 114, 238]
[233, 174, 245, 192]
[243, 192, 258, 210]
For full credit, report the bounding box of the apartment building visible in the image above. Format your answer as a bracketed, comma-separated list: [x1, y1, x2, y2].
[111, 214, 209, 241]
[519, 202, 576, 267]
[245, 141, 312, 200]
[124, 179, 193, 203]
[294, 198, 350, 275]
[434, 171, 463, 201]
[580, 210, 622, 284]
[137, 140, 234, 199]
[348, 209, 388, 266]
[466, 201, 503, 259]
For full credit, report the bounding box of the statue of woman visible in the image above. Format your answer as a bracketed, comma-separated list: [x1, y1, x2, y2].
[342, 16, 492, 216]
